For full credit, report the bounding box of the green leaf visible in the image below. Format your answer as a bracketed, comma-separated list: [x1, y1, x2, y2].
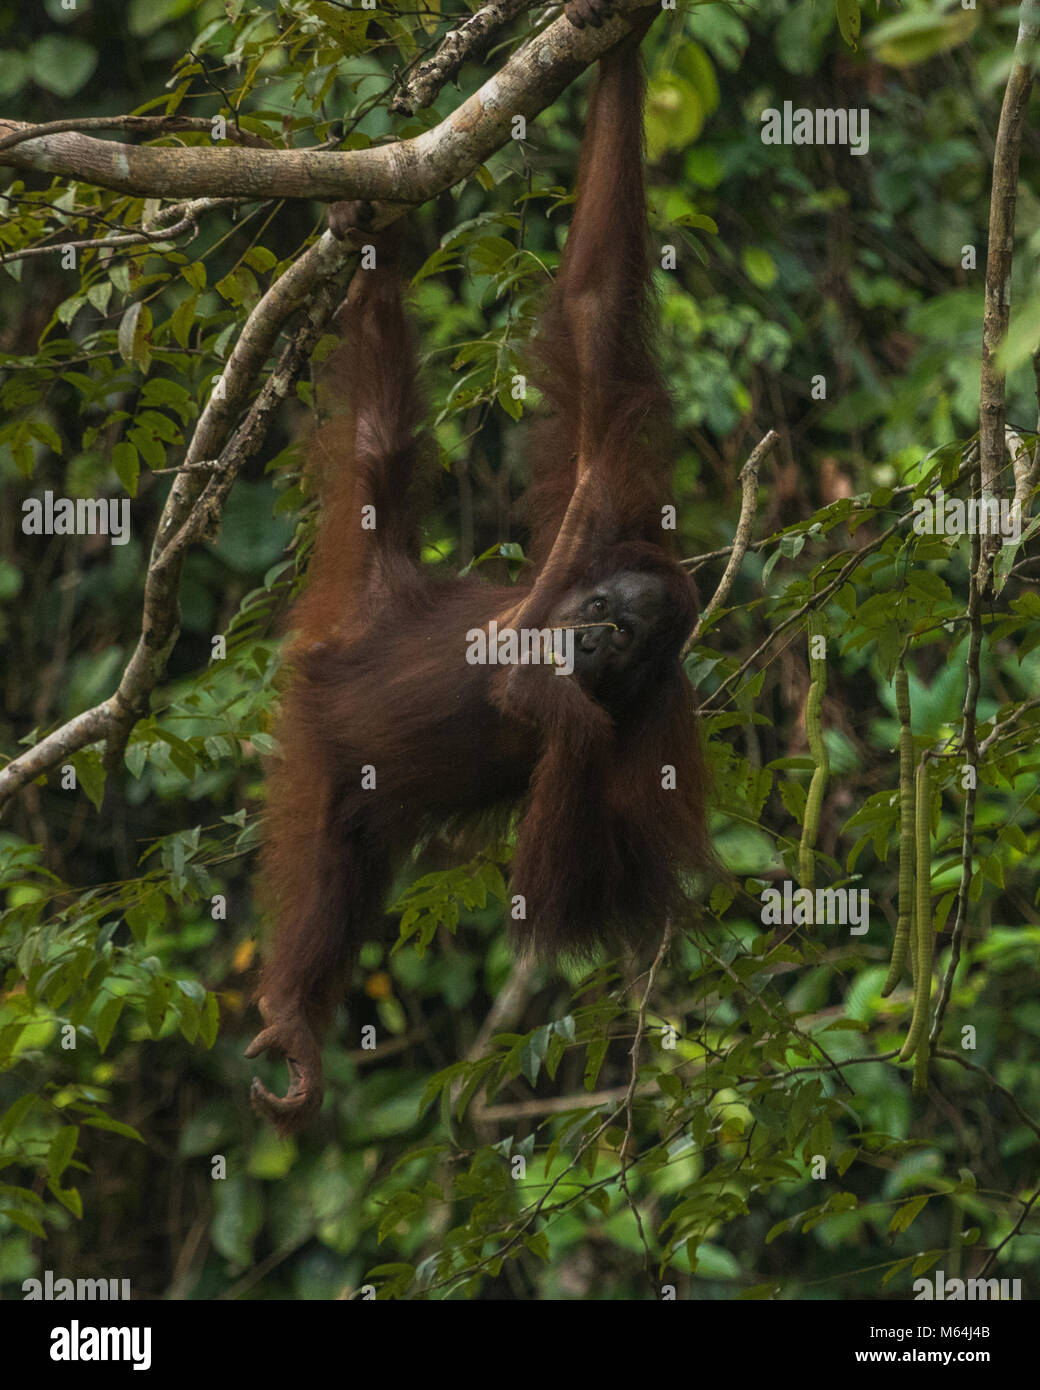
[125, 890, 163, 940]
[80, 1112, 144, 1142]
[243, 246, 277, 273]
[467, 236, 515, 276]
[584, 1037, 608, 1091]
[835, 0, 860, 51]
[520, 1040, 541, 1087]
[47, 1125, 79, 1183]
[1, 1093, 38, 1140]
[108, 264, 132, 297]
[117, 301, 153, 373]
[170, 294, 198, 349]
[497, 382, 522, 421]
[523, 1231, 550, 1261]
[30, 421, 63, 456]
[128, 423, 165, 470]
[57, 295, 87, 326]
[0, 51, 29, 99]
[868, 9, 978, 68]
[177, 996, 201, 1044]
[211, 1174, 263, 1266]
[889, 1194, 928, 1233]
[70, 748, 106, 811]
[199, 992, 219, 1049]
[29, 36, 98, 97]
[742, 247, 777, 289]
[86, 281, 113, 314]
[214, 266, 259, 308]
[113, 441, 140, 496]
[48, 1183, 83, 1219]
[646, 74, 704, 160]
[3, 1206, 46, 1237]
[145, 978, 167, 1038]
[129, 0, 197, 37]
[674, 212, 719, 234]
[554, 1014, 576, 1043]
[95, 996, 124, 1054]
[658, 1071, 683, 1102]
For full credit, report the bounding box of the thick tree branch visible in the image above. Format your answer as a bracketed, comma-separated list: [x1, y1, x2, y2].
[0, 6, 650, 204]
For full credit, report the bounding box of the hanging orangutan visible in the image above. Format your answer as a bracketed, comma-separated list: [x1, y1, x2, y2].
[248, 2, 710, 1129]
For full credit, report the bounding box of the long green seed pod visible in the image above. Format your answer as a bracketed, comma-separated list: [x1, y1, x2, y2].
[798, 611, 829, 895]
[899, 759, 933, 1068]
[911, 757, 934, 1092]
[882, 664, 915, 997]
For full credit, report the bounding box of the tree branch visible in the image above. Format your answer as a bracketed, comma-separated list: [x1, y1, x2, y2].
[0, 5, 651, 204]
[391, 0, 537, 114]
[0, 229, 358, 804]
[977, 0, 1039, 592]
[0, 114, 275, 153]
[0, 195, 226, 266]
[683, 430, 777, 655]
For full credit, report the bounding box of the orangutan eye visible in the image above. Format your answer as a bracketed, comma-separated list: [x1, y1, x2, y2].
[591, 596, 607, 616]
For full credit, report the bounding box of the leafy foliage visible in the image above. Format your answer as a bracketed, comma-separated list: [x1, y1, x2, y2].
[1, 0, 1039, 1301]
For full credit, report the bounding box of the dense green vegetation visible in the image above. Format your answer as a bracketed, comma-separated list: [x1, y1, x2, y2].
[1, 0, 1038, 1300]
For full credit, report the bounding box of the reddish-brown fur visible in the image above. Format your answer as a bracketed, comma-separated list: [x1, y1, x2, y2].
[248, 23, 711, 1130]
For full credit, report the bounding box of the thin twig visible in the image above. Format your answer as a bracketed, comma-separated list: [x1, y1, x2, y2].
[391, 0, 537, 114]
[619, 919, 673, 1286]
[0, 198, 222, 266]
[683, 430, 777, 655]
[0, 113, 274, 153]
[929, 537, 982, 1048]
[978, 1184, 1040, 1277]
[934, 1049, 1040, 1144]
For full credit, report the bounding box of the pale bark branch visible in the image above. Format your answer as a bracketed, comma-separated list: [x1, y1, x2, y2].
[683, 430, 778, 655]
[977, 695, 1040, 757]
[391, 0, 537, 114]
[101, 231, 359, 771]
[0, 6, 648, 204]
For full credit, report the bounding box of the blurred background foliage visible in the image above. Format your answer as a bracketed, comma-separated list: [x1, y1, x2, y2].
[0, 0, 1039, 1300]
